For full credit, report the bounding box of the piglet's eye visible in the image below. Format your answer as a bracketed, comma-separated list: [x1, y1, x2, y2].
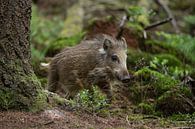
[111, 55, 118, 62]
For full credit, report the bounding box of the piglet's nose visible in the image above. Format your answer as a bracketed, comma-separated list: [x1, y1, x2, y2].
[121, 75, 130, 83]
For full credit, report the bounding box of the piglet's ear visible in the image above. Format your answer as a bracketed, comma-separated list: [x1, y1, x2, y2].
[121, 37, 127, 50]
[103, 39, 112, 50]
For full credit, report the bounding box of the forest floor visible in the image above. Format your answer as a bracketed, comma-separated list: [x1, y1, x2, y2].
[0, 107, 193, 129]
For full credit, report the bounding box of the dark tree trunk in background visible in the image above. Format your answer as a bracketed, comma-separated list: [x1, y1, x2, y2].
[0, 0, 41, 109]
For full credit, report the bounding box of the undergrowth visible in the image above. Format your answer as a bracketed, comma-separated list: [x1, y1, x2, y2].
[69, 86, 109, 113]
[156, 32, 195, 64]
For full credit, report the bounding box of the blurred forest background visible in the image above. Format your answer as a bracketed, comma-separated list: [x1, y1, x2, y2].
[29, 0, 195, 128]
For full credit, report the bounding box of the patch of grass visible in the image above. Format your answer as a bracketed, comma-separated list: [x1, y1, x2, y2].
[170, 113, 195, 122]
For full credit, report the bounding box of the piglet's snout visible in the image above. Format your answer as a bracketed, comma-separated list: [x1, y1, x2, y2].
[120, 70, 130, 83]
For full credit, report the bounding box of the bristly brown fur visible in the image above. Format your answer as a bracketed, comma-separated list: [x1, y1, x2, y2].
[48, 34, 129, 99]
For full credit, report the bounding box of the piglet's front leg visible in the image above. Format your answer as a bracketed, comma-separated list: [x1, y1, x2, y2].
[87, 67, 115, 102]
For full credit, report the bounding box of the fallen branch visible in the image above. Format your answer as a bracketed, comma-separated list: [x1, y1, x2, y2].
[178, 94, 195, 110]
[144, 17, 172, 30]
[154, 0, 180, 33]
[116, 7, 173, 39]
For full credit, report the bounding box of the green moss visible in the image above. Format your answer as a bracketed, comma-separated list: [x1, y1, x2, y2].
[129, 83, 157, 104]
[129, 84, 144, 103]
[130, 67, 193, 116]
[0, 90, 17, 110]
[20, 73, 48, 112]
[0, 73, 47, 111]
[126, 113, 193, 127]
[136, 102, 155, 115]
[30, 89, 49, 112]
[127, 114, 144, 121]
[129, 66, 179, 103]
[38, 77, 48, 89]
[169, 113, 195, 121]
[0, 58, 49, 111]
[156, 88, 194, 116]
[135, 68, 179, 94]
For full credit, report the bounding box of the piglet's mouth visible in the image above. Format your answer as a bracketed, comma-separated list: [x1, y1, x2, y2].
[121, 77, 130, 83]
[115, 74, 130, 83]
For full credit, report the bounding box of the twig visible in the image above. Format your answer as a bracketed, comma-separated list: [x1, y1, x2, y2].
[178, 94, 195, 110]
[116, 15, 129, 39]
[143, 115, 159, 119]
[43, 121, 54, 125]
[31, 121, 54, 128]
[126, 115, 131, 126]
[154, 0, 180, 33]
[144, 17, 172, 30]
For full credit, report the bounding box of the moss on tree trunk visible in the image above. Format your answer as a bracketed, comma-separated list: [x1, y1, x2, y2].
[0, 0, 46, 110]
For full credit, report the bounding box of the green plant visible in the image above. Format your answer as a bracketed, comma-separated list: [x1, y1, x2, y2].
[156, 32, 195, 64]
[184, 15, 195, 28]
[69, 86, 109, 113]
[135, 68, 179, 94]
[136, 102, 155, 115]
[149, 56, 190, 79]
[126, 6, 150, 32]
[150, 57, 169, 75]
[30, 89, 49, 112]
[47, 32, 85, 54]
[31, 4, 64, 65]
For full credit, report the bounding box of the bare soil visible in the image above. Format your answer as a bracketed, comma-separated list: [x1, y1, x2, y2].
[0, 107, 193, 129]
[0, 108, 130, 129]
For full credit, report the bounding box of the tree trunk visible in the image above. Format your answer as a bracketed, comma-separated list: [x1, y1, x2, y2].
[0, 0, 43, 110]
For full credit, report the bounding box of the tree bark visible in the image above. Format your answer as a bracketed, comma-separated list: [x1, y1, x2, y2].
[0, 0, 42, 109]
